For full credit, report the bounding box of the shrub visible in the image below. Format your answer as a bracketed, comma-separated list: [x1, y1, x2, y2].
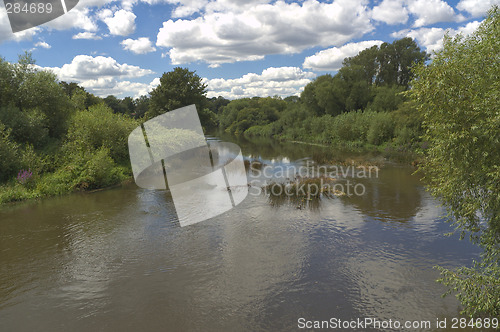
[0, 183, 39, 204]
[244, 123, 274, 137]
[327, 110, 374, 143]
[35, 169, 74, 197]
[366, 112, 395, 145]
[64, 104, 137, 163]
[392, 101, 423, 146]
[0, 105, 50, 148]
[73, 147, 125, 190]
[368, 85, 406, 112]
[20, 144, 47, 177]
[0, 122, 21, 183]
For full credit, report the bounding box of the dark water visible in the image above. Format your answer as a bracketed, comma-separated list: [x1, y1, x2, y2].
[0, 137, 481, 331]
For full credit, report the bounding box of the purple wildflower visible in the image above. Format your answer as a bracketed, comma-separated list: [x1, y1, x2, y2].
[17, 169, 33, 185]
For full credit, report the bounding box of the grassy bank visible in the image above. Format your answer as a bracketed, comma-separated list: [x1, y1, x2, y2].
[237, 103, 425, 164]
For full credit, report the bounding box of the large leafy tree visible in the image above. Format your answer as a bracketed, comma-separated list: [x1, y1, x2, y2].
[377, 37, 428, 88]
[411, 7, 499, 317]
[342, 45, 379, 85]
[0, 53, 72, 140]
[301, 74, 347, 116]
[134, 95, 150, 119]
[147, 67, 207, 118]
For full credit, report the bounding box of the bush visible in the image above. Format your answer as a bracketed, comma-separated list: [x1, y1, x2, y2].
[0, 122, 21, 183]
[244, 123, 274, 137]
[0, 183, 39, 204]
[0, 105, 50, 148]
[20, 144, 47, 178]
[73, 147, 125, 190]
[368, 85, 406, 112]
[392, 101, 423, 146]
[35, 169, 74, 197]
[325, 111, 374, 143]
[64, 104, 137, 163]
[367, 112, 395, 145]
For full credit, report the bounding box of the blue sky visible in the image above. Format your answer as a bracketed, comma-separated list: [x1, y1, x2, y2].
[0, 0, 497, 99]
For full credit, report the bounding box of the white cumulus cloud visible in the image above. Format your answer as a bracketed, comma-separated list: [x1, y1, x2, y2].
[371, 0, 409, 24]
[205, 66, 316, 99]
[40, 56, 157, 97]
[73, 32, 102, 40]
[391, 20, 482, 54]
[48, 55, 153, 80]
[45, 6, 98, 31]
[100, 9, 136, 36]
[157, 0, 373, 66]
[80, 78, 153, 97]
[35, 41, 51, 49]
[456, 0, 500, 17]
[303, 40, 384, 71]
[406, 0, 461, 27]
[122, 37, 157, 54]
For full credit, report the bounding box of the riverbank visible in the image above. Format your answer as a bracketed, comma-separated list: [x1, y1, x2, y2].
[1, 133, 421, 206]
[236, 132, 423, 166]
[0, 173, 133, 205]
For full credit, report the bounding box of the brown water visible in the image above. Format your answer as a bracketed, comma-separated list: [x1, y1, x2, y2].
[0, 137, 481, 331]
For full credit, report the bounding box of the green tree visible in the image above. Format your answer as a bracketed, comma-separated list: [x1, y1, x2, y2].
[206, 96, 230, 114]
[59, 81, 82, 98]
[368, 85, 406, 112]
[219, 97, 285, 135]
[121, 96, 136, 116]
[377, 37, 427, 88]
[0, 54, 72, 139]
[0, 105, 49, 148]
[343, 45, 379, 85]
[0, 122, 21, 182]
[147, 67, 207, 118]
[18, 70, 72, 138]
[411, 7, 500, 317]
[103, 95, 127, 114]
[301, 74, 347, 116]
[134, 95, 150, 119]
[0, 57, 17, 107]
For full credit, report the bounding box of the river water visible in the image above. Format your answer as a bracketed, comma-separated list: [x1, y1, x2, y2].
[0, 136, 481, 331]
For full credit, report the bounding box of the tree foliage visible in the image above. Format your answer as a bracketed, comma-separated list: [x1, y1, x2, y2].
[0, 122, 21, 182]
[64, 103, 138, 163]
[1, 54, 72, 138]
[301, 37, 426, 116]
[219, 97, 286, 135]
[411, 6, 500, 317]
[148, 67, 207, 118]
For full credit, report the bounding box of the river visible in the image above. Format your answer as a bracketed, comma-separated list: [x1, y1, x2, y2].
[0, 136, 481, 331]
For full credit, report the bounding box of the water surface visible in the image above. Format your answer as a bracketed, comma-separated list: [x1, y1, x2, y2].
[0, 137, 480, 331]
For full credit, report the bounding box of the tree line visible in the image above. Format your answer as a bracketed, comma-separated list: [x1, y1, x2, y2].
[218, 37, 426, 150]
